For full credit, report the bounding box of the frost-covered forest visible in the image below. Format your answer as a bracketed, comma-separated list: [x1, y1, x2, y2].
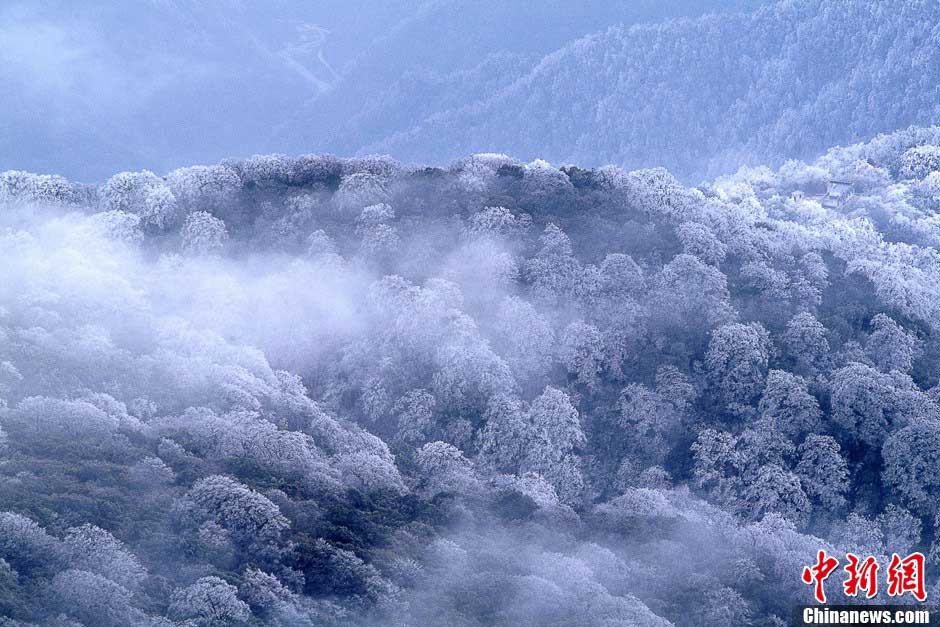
[4, 0, 940, 625]
[3, 125, 940, 625]
[336, 0, 940, 179]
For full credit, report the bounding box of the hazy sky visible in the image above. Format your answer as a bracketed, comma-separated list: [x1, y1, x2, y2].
[0, 0, 419, 180]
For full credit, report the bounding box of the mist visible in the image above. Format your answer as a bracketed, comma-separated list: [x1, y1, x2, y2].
[2, 134, 940, 623]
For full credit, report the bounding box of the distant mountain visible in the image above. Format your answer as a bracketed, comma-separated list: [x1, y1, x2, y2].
[287, 0, 940, 181]
[6, 0, 937, 183]
[0, 0, 763, 181]
[278, 0, 761, 165]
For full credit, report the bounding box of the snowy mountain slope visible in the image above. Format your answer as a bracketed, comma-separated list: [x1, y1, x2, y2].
[348, 0, 940, 180]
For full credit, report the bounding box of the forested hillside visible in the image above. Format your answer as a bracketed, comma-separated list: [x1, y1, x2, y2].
[3, 126, 940, 624]
[275, 0, 759, 165]
[322, 0, 940, 180]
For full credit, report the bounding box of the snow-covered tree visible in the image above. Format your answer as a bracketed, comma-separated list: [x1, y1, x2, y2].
[675, 221, 727, 265]
[795, 435, 848, 511]
[757, 370, 822, 439]
[62, 525, 146, 591]
[650, 254, 735, 341]
[876, 504, 921, 555]
[180, 211, 229, 255]
[524, 224, 581, 304]
[830, 362, 904, 447]
[739, 464, 810, 527]
[783, 312, 830, 371]
[493, 296, 554, 382]
[883, 420, 940, 516]
[618, 383, 683, 465]
[865, 313, 922, 374]
[705, 322, 772, 410]
[101, 170, 179, 230]
[166, 164, 240, 213]
[334, 172, 389, 213]
[181, 475, 289, 554]
[558, 320, 605, 389]
[0, 512, 62, 577]
[50, 569, 138, 627]
[170, 576, 250, 626]
[899, 145, 940, 179]
[415, 441, 481, 497]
